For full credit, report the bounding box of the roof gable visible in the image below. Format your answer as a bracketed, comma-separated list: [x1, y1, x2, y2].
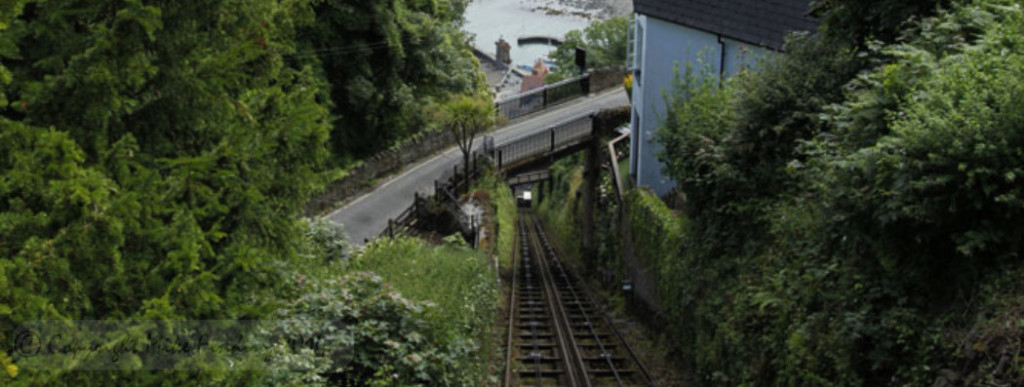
[633, 0, 818, 50]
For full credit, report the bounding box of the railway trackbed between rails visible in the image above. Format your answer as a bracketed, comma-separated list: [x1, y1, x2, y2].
[505, 210, 654, 387]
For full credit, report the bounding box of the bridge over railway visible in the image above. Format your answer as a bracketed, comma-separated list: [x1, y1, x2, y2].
[326, 71, 628, 245]
[372, 104, 630, 254]
[486, 114, 594, 174]
[326, 60, 631, 236]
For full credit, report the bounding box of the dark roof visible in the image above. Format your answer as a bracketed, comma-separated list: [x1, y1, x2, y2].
[634, 0, 818, 50]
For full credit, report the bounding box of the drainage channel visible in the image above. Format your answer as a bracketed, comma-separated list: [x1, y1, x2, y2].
[505, 210, 654, 386]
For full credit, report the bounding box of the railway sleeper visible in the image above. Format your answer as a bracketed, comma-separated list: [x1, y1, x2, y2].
[567, 317, 605, 325]
[517, 311, 549, 318]
[515, 355, 563, 363]
[516, 343, 559, 351]
[588, 368, 637, 377]
[517, 333, 556, 339]
[584, 356, 629, 366]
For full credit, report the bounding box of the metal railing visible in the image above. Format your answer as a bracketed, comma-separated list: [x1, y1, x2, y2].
[490, 114, 593, 169]
[380, 112, 600, 242]
[495, 73, 591, 121]
[607, 131, 630, 204]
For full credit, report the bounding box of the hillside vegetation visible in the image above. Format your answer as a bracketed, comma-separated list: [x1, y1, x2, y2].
[534, 0, 1022, 384]
[650, 0, 1024, 384]
[0, 0, 491, 384]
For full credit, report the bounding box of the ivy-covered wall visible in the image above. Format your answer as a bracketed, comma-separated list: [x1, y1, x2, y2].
[623, 189, 685, 312]
[535, 155, 585, 265]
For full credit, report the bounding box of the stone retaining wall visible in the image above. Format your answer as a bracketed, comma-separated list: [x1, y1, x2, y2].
[305, 131, 454, 215]
[589, 66, 627, 94]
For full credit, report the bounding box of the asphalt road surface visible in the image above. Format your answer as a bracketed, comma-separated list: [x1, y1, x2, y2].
[326, 88, 630, 245]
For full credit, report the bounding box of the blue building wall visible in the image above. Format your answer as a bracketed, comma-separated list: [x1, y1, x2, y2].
[629, 16, 771, 196]
[722, 37, 770, 78]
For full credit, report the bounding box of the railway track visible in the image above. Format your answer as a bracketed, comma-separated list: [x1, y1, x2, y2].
[505, 210, 654, 386]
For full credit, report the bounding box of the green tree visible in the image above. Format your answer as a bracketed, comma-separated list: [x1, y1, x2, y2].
[648, 0, 1024, 384]
[1, 1, 330, 382]
[300, 0, 486, 163]
[811, 0, 952, 45]
[548, 17, 628, 82]
[435, 94, 495, 192]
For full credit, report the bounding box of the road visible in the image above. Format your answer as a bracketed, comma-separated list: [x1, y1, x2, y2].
[326, 88, 629, 245]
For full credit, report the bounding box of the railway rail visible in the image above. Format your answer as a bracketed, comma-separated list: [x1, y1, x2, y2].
[505, 210, 654, 386]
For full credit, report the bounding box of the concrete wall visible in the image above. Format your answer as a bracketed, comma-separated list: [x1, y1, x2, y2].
[588, 66, 628, 94]
[628, 16, 771, 197]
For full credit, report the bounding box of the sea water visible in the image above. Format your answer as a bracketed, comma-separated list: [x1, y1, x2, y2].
[463, 0, 592, 69]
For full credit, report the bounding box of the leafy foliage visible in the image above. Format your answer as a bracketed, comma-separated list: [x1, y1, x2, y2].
[346, 237, 498, 385]
[268, 270, 474, 386]
[211, 226, 496, 386]
[803, 0, 1024, 305]
[548, 17, 628, 82]
[2, 0, 329, 320]
[0, 0, 338, 383]
[536, 153, 624, 280]
[535, 155, 585, 262]
[0, 0, 494, 385]
[301, 0, 486, 163]
[433, 93, 496, 190]
[625, 189, 685, 306]
[637, 0, 1024, 384]
[811, 0, 952, 45]
[656, 61, 738, 219]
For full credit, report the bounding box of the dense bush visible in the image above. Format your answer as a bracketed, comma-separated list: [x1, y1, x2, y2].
[648, 0, 1024, 384]
[0, 1, 492, 384]
[267, 270, 475, 386]
[2, 6, 330, 383]
[822, 0, 1024, 288]
[347, 237, 499, 385]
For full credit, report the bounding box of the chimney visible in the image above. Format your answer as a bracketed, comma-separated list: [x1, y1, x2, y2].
[496, 38, 512, 65]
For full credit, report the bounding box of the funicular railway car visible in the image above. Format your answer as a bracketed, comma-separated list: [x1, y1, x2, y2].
[516, 190, 532, 208]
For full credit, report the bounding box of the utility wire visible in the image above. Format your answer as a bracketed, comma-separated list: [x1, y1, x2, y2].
[282, 35, 427, 59]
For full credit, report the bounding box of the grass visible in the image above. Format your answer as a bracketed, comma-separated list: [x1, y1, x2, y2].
[471, 169, 517, 268]
[492, 180, 516, 268]
[618, 158, 629, 187]
[351, 237, 499, 384]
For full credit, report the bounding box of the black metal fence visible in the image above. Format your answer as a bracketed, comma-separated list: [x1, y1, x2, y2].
[379, 113, 598, 244]
[495, 73, 591, 121]
[488, 114, 593, 169]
